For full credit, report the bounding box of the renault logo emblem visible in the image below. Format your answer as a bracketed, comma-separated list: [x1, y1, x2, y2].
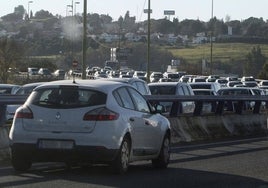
[55, 112, 61, 120]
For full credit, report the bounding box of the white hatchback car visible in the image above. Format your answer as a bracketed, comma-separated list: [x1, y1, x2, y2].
[9, 80, 171, 174]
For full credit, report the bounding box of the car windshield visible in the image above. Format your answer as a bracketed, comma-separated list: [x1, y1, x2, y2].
[30, 87, 106, 108]
[167, 74, 179, 79]
[137, 72, 146, 76]
[153, 74, 163, 78]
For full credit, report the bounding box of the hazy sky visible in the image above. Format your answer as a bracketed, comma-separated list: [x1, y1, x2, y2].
[1, 0, 268, 22]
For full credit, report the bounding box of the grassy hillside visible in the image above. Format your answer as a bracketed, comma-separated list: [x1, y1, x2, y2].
[168, 43, 268, 64]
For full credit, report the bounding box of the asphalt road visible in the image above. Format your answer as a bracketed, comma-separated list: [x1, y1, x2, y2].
[0, 137, 268, 188]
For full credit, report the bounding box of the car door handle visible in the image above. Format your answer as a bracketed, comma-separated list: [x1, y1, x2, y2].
[145, 120, 150, 125]
[129, 117, 135, 122]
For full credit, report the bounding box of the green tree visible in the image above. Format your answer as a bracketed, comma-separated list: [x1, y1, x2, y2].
[34, 10, 54, 19]
[242, 17, 265, 36]
[244, 46, 266, 77]
[258, 63, 268, 79]
[88, 13, 103, 34]
[178, 19, 206, 37]
[122, 11, 136, 32]
[153, 18, 175, 34]
[100, 14, 113, 24]
[14, 5, 25, 18]
[0, 38, 24, 83]
[227, 20, 242, 35]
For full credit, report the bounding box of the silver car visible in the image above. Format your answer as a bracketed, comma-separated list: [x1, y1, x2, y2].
[6, 82, 46, 121]
[98, 77, 151, 95]
[9, 80, 171, 174]
[148, 82, 195, 116]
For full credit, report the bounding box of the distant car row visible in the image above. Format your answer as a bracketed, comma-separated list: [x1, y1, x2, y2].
[27, 67, 65, 79]
[148, 81, 267, 115]
[3, 74, 268, 121]
[83, 68, 268, 91]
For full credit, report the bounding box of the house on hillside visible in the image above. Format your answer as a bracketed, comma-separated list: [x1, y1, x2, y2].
[166, 34, 178, 44]
[125, 33, 142, 42]
[99, 33, 119, 43]
[0, 30, 7, 37]
[177, 35, 189, 44]
[192, 32, 207, 44]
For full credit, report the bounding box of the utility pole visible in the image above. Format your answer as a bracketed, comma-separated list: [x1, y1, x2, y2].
[146, 0, 151, 82]
[210, 0, 214, 75]
[82, 0, 87, 79]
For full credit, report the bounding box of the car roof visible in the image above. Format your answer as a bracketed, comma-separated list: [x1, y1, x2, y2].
[148, 82, 187, 86]
[22, 82, 47, 87]
[192, 88, 215, 91]
[218, 87, 252, 91]
[189, 82, 215, 85]
[98, 77, 146, 84]
[193, 89, 216, 95]
[34, 80, 129, 94]
[0, 84, 20, 87]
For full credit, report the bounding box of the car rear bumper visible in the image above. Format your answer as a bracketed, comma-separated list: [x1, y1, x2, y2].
[11, 143, 119, 164]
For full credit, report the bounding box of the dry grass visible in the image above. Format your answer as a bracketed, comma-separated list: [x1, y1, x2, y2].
[168, 43, 268, 63]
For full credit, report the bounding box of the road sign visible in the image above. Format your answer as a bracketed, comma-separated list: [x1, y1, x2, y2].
[72, 60, 78, 67]
[164, 10, 175, 15]
[144, 9, 152, 13]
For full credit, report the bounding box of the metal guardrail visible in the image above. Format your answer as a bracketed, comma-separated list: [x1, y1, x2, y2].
[144, 95, 268, 116]
[0, 94, 267, 125]
[0, 95, 28, 126]
[0, 95, 28, 105]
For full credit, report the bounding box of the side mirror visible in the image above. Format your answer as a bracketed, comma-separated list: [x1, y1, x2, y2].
[154, 104, 166, 114]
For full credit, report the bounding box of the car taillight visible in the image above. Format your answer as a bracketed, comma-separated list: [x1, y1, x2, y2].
[15, 106, 33, 119]
[83, 107, 119, 121]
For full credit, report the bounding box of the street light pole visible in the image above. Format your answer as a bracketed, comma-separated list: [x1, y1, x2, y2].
[67, 0, 73, 16]
[71, 0, 74, 16]
[28, 1, 33, 20]
[74, 2, 80, 16]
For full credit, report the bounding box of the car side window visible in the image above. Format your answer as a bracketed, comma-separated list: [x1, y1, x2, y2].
[114, 87, 135, 110]
[128, 87, 150, 113]
[177, 86, 184, 95]
[133, 81, 147, 95]
[182, 85, 191, 96]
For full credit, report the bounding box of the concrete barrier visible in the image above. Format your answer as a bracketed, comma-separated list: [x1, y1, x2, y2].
[0, 125, 10, 162]
[1, 114, 267, 162]
[169, 114, 267, 144]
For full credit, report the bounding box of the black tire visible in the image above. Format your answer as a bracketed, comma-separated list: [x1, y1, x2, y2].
[111, 137, 130, 174]
[11, 149, 32, 172]
[152, 135, 170, 168]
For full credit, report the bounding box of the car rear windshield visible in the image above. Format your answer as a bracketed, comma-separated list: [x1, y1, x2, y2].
[190, 84, 211, 89]
[149, 86, 176, 95]
[30, 87, 107, 108]
[218, 89, 251, 95]
[167, 74, 179, 79]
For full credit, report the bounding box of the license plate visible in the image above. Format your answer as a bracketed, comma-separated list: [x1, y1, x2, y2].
[38, 140, 74, 149]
